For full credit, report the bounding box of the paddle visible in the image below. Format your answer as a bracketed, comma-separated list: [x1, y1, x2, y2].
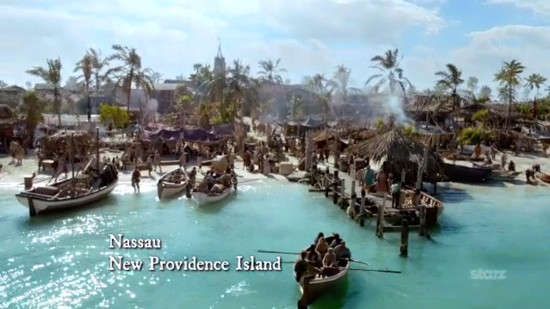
[257, 250, 369, 266]
[350, 268, 401, 274]
[280, 261, 401, 274]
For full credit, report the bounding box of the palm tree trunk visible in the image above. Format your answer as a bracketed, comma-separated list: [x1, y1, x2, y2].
[506, 84, 512, 132]
[126, 70, 133, 112]
[54, 87, 61, 127]
[86, 81, 91, 122]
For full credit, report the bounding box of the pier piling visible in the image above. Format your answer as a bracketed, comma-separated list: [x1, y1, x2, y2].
[376, 198, 385, 238]
[400, 218, 409, 257]
[359, 189, 366, 226]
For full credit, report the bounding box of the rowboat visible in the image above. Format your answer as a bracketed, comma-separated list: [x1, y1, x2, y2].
[192, 186, 233, 205]
[157, 167, 188, 199]
[443, 162, 492, 183]
[298, 260, 350, 306]
[536, 172, 550, 184]
[15, 164, 118, 217]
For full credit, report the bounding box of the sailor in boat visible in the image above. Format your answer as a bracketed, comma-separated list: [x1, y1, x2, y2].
[132, 167, 141, 193]
[314, 236, 329, 258]
[334, 242, 351, 266]
[294, 251, 309, 282]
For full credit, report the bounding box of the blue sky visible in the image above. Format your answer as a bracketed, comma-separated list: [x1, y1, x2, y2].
[1, 0, 549, 95]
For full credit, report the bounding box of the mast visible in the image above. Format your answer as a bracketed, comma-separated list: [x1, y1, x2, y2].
[96, 127, 100, 172]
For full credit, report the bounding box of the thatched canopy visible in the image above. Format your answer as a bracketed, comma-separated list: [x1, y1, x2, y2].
[350, 128, 423, 162]
[41, 130, 92, 159]
[348, 128, 441, 180]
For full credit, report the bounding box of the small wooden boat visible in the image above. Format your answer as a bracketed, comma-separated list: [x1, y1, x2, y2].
[157, 167, 188, 199]
[443, 162, 492, 183]
[193, 186, 233, 205]
[15, 164, 118, 217]
[536, 172, 550, 184]
[299, 261, 350, 304]
[296, 237, 351, 307]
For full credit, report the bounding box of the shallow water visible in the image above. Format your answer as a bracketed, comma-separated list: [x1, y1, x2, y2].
[0, 179, 549, 308]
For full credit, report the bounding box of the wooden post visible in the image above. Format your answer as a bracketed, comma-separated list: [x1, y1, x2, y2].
[96, 128, 100, 172]
[332, 170, 339, 204]
[305, 131, 312, 172]
[339, 179, 345, 209]
[359, 188, 366, 226]
[376, 198, 385, 238]
[419, 204, 427, 237]
[400, 218, 409, 257]
[351, 160, 356, 197]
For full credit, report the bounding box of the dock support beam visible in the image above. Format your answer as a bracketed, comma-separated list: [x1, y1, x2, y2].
[359, 189, 366, 226]
[376, 198, 384, 238]
[419, 204, 429, 237]
[400, 218, 409, 257]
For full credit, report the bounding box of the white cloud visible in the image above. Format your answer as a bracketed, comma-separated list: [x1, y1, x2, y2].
[487, 0, 550, 16]
[452, 25, 550, 90]
[0, 0, 445, 86]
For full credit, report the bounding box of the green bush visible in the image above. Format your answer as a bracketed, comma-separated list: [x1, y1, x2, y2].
[472, 109, 489, 123]
[99, 104, 129, 129]
[458, 127, 494, 145]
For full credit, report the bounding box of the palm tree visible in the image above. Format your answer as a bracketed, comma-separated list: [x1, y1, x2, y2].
[466, 76, 479, 100]
[366, 49, 412, 99]
[305, 73, 334, 122]
[435, 63, 464, 110]
[19, 92, 44, 147]
[332, 65, 351, 104]
[75, 52, 94, 122]
[227, 60, 254, 118]
[88, 48, 109, 95]
[495, 59, 525, 131]
[27, 58, 62, 127]
[106, 45, 154, 113]
[525, 73, 546, 119]
[258, 59, 286, 84]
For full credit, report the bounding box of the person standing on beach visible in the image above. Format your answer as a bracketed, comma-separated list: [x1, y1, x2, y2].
[153, 150, 162, 173]
[131, 167, 141, 193]
[391, 180, 401, 209]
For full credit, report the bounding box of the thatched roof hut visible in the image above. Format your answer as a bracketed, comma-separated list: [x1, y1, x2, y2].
[41, 130, 92, 160]
[348, 127, 441, 182]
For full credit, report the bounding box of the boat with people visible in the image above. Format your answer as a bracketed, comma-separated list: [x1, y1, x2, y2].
[193, 186, 234, 205]
[157, 167, 189, 199]
[192, 168, 236, 206]
[15, 163, 118, 217]
[295, 233, 351, 308]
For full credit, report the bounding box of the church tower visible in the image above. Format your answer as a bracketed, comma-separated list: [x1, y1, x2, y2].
[213, 41, 225, 77]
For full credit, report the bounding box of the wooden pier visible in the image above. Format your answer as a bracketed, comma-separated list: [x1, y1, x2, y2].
[305, 161, 444, 248]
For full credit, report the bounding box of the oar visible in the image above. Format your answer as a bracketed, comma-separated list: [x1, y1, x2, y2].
[280, 261, 401, 274]
[258, 250, 369, 265]
[350, 268, 401, 274]
[258, 249, 299, 255]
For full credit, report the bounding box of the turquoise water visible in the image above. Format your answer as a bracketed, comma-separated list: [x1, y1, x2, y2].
[1, 179, 549, 308]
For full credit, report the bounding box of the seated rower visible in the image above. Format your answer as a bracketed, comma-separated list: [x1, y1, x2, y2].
[294, 251, 309, 283]
[315, 236, 329, 258]
[322, 248, 337, 268]
[334, 241, 351, 262]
